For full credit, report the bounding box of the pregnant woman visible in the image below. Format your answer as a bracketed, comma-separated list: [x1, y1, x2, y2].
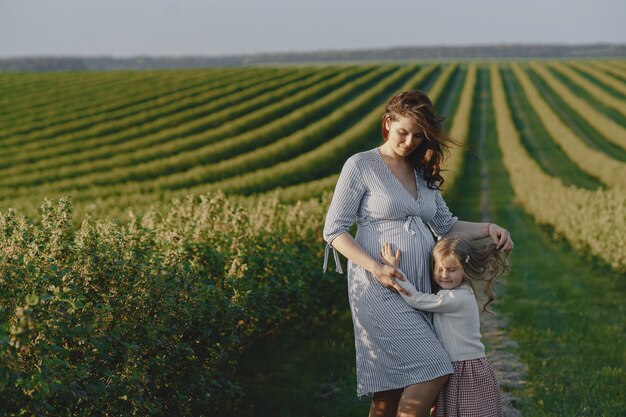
[323, 90, 513, 417]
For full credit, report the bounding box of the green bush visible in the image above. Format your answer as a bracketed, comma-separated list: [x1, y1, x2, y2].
[0, 192, 338, 415]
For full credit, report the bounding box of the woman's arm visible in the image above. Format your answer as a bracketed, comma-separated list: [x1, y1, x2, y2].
[448, 220, 514, 251]
[330, 233, 410, 295]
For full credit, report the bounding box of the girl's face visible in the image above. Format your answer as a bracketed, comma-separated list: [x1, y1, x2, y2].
[433, 254, 464, 290]
[383, 115, 424, 158]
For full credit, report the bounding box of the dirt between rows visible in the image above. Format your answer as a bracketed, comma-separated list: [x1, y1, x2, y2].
[481, 308, 527, 417]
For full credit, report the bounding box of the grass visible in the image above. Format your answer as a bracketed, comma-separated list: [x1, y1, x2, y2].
[236, 299, 370, 417]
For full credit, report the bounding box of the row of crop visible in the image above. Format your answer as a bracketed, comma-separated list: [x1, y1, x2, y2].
[578, 61, 626, 96]
[265, 63, 474, 205]
[435, 68, 467, 125]
[0, 67, 285, 155]
[122, 64, 413, 193]
[2, 69, 248, 124]
[424, 63, 458, 105]
[6, 64, 407, 205]
[0, 64, 433, 218]
[0, 70, 214, 137]
[0, 66, 377, 198]
[0, 70, 151, 122]
[70, 64, 431, 202]
[82, 63, 473, 214]
[441, 63, 478, 193]
[0, 71, 72, 98]
[183, 64, 445, 196]
[1, 73, 150, 133]
[611, 60, 626, 70]
[0, 69, 228, 142]
[500, 67, 604, 190]
[210, 63, 468, 195]
[161, 65, 458, 205]
[68, 63, 461, 211]
[271, 175, 339, 203]
[1, 69, 259, 145]
[510, 63, 626, 189]
[0, 69, 321, 179]
[490, 63, 625, 271]
[591, 61, 626, 82]
[221, 65, 458, 203]
[550, 62, 626, 118]
[0, 63, 470, 222]
[0, 71, 124, 120]
[523, 66, 626, 164]
[0, 67, 335, 181]
[0, 192, 339, 415]
[0, 69, 142, 104]
[528, 62, 626, 151]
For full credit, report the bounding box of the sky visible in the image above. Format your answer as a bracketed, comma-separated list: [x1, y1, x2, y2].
[1, 0, 625, 58]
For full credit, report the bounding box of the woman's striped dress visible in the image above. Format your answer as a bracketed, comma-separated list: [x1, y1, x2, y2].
[323, 148, 456, 397]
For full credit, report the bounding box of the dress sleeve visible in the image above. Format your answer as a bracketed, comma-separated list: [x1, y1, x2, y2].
[322, 156, 366, 273]
[427, 189, 458, 238]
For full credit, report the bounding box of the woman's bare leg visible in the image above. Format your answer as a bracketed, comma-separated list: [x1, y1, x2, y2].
[396, 375, 448, 417]
[369, 388, 403, 417]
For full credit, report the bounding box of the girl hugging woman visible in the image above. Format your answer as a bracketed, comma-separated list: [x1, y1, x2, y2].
[380, 234, 511, 417]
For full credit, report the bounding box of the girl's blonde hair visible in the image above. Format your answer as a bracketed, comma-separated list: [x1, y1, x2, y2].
[431, 234, 511, 313]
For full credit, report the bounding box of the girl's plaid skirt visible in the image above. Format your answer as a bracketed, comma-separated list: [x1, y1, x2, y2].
[434, 356, 503, 417]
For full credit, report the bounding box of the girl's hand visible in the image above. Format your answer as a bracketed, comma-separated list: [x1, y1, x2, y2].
[380, 242, 401, 267]
[372, 263, 411, 295]
[488, 223, 514, 252]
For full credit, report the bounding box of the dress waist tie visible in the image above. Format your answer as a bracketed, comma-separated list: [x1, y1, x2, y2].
[404, 215, 421, 236]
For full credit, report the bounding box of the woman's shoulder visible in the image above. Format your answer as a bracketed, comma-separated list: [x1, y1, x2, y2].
[341, 149, 380, 175]
[346, 148, 379, 165]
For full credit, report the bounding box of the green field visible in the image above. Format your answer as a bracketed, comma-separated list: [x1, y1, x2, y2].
[0, 60, 624, 416]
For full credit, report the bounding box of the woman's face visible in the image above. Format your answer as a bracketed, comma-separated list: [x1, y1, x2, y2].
[383, 115, 424, 158]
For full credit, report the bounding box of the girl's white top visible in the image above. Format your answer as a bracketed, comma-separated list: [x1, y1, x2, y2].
[395, 270, 486, 362]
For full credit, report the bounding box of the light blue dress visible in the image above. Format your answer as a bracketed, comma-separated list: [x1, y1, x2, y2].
[323, 148, 456, 397]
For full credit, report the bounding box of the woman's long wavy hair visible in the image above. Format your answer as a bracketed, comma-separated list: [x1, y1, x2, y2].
[381, 90, 455, 190]
[431, 235, 511, 313]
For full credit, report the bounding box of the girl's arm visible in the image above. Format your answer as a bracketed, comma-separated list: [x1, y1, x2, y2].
[448, 220, 514, 251]
[330, 233, 410, 295]
[394, 269, 459, 313]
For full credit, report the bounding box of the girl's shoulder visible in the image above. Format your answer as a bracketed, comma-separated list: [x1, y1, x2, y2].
[458, 282, 474, 295]
[437, 283, 474, 297]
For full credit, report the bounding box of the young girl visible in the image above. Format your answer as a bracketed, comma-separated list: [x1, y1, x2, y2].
[380, 235, 510, 417]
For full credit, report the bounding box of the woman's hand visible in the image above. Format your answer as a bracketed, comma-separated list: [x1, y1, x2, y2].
[488, 223, 514, 252]
[372, 263, 412, 295]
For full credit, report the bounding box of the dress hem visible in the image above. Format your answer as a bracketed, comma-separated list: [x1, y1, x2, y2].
[356, 366, 454, 399]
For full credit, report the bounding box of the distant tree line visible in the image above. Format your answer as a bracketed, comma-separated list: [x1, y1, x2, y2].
[1, 43, 625, 71]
